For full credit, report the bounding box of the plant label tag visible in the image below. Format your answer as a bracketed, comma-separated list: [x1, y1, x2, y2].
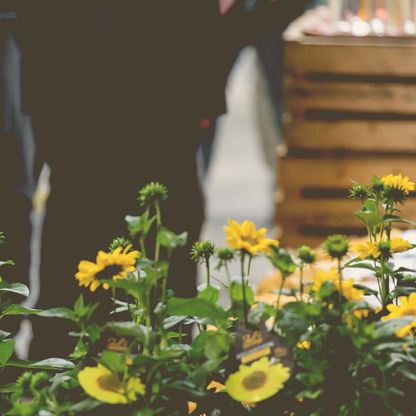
[235, 323, 294, 370]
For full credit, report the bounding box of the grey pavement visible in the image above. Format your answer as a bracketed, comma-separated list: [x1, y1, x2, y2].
[200, 47, 276, 296]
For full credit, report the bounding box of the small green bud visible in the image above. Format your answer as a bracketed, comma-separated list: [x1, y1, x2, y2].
[298, 245, 316, 264]
[216, 247, 235, 262]
[323, 235, 349, 260]
[191, 240, 216, 263]
[348, 184, 370, 201]
[371, 177, 385, 193]
[16, 371, 32, 393]
[138, 182, 168, 207]
[108, 236, 132, 252]
[377, 240, 391, 258]
[30, 372, 50, 394]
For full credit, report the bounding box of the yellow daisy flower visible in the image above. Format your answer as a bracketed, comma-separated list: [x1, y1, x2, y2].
[78, 364, 145, 404]
[396, 319, 416, 338]
[382, 292, 416, 321]
[339, 279, 364, 302]
[311, 269, 338, 292]
[75, 246, 140, 292]
[225, 357, 290, 403]
[352, 241, 380, 260]
[224, 219, 279, 255]
[390, 237, 412, 254]
[381, 174, 415, 194]
[296, 340, 311, 350]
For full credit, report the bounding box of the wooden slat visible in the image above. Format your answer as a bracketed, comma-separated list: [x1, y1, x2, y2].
[285, 78, 416, 116]
[278, 155, 416, 198]
[276, 198, 416, 228]
[284, 120, 416, 153]
[285, 36, 416, 77]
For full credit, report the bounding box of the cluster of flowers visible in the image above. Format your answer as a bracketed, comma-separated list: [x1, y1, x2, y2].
[1, 174, 416, 415]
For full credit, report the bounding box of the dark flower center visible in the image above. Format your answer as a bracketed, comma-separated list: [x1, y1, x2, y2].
[97, 374, 123, 393]
[242, 371, 267, 390]
[96, 265, 123, 281]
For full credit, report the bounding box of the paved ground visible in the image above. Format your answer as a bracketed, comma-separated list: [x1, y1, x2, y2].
[200, 47, 276, 294]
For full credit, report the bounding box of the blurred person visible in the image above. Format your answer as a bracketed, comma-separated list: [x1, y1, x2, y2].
[13, 0, 230, 359]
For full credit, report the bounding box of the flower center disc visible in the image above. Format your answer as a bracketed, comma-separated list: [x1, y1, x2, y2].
[242, 371, 267, 390]
[97, 265, 123, 281]
[97, 374, 123, 393]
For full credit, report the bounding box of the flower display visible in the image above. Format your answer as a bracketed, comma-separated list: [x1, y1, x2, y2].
[224, 219, 278, 255]
[225, 357, 290, 403]
[75, 245, 139, 292]
[78, 365, 145, 404]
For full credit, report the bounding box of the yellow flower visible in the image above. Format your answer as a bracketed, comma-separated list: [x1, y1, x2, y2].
[382, 292, 416, 320]
[225, 357, 290, 403]
[207, 380, 225, 393]
[381, 174, 415, 194]
[339, 279, 364, 302]
[78, 365, 145, 404]
[224, 219, 279, 255]
[353, 241, 380, 260]
[390, 237, 412, 254]
[396, 319, 416, 338]
[311, 269, 338, 292]
[296, 340, 311, 350]
[75, 246, 140, 292]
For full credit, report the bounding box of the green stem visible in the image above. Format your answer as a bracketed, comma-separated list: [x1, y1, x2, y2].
[240, 252, 249, 327]
[206, 256, 211, 287]
[299, 264, 304, 297]
[225, 264, 231, 286]
[276, 274, 286, 310]
[139, 238, 146, 258]
[154, 200, 162, 261]
[337, 258, 343, 317]
[247, 255, 252, 277]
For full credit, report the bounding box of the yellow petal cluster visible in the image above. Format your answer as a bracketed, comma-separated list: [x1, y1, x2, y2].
[311, 271, 365, 303]
[381, 174, 415, 194]
[382, 293, 416, 337]
[382, 293, 416, 320]
[224, 219, 279, 255]
[225, 357, 290, 403]
[75, 246, 140, 292]
[353, 241, 380, 260]
[311, 269, 338, 292]
[78, 364, 145, 404]
[353, 238, 412, 260]
[390, 237, 412, 253]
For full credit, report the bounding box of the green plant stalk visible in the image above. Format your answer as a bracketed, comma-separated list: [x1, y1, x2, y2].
[247, 255, 252, 276]
[299, 263, 304, 297]
[240, 252, 249, 327]
[225, 263, 231, 286]
[337, 258, 344, 316]
[276, 274, 287, 310]
[206, 256, 211, 287]
[154, 200, 162, 261]
[140, 238, 147, 258]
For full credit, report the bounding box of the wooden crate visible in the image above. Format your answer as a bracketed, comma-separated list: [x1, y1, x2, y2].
[278, 33, 416, 247]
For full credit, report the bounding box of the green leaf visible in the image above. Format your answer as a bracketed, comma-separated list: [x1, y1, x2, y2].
[125, 209, 155, 238]
[0, 330, 11, 341]
[163, 315, 187, 329]
[191, 331, 231, 361]
[99, 350, 125, 374]
[229, 281, 255, 305]
[353, 284, 379, 297]
[6, 358, 74, 370]
[0, 260, 14, 267]
[0, 281, 29, 297]
[69, 399, 101, 413]
[0, 338, 15, 365]
[268, 248, 297, 277]
[198, 284, 220, 303]
[354, 199, 383, 228]
[157, 227, 188, 251]
[373, 317, 415, 338]
[105, 321, 146, 340]
[2, 304, 40, 316]
[382, 214, 416, 226]
[39, 307, 76, 321]
[167, 298, 227, 321]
